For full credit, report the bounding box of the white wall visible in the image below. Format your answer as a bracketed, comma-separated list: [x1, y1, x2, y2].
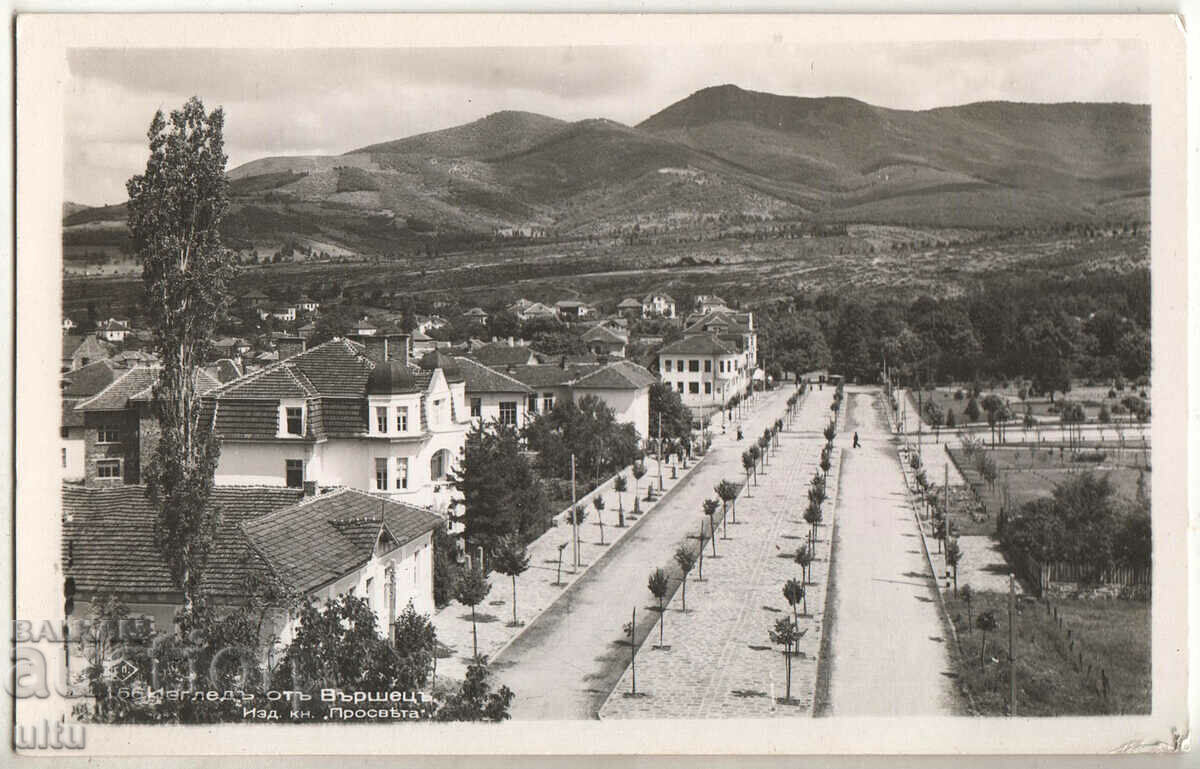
[468, 391, 530, 430]
[61, 431, 84, 481]
[574, 387, 649, 441]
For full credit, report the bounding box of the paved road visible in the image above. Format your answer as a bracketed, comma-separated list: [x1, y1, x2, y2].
[493, 386, 797, 719]
[824, 387, 962, 717]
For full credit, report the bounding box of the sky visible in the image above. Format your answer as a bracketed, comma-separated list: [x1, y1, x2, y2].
[65, 40, 1150, 205]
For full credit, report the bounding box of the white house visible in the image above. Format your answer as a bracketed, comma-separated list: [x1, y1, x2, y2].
[506, 358, 656, 441]
[98, 319, 131, 343]
[203, 335, 470, 517]
[658, 332, 751, 424]
[455, 356, 534, 429]
[62, 484, 440, 653]
[641, 293, 677, 319]
[62, 316, 77, 333]
[297, 296, 321, 314]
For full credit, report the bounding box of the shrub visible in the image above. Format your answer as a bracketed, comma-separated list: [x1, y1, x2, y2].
[954, 389, 965, 401]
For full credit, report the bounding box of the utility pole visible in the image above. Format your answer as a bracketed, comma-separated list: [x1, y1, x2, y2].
[571, 454, 579, 568]
[1009, 573, 1017, 717]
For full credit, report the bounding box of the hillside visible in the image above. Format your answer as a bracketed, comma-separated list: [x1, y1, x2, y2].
[65, 85, 1150, 257]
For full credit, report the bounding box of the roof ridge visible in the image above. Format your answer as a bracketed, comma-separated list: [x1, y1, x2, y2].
[215, 338, 347, 396]
[74, 364, 158, 410]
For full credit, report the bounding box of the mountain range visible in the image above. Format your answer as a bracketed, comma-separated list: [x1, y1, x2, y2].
[63, 84, 1151, 253]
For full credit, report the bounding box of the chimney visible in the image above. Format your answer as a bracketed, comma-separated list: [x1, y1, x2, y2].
[363, 335, 388, 364]
[383, 333, 411, 366]
[559, 355, 567, 370]
[277, 336, 306, 360]
[302, 480, 318, 498]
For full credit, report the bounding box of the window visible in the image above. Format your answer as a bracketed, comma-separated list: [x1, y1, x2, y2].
[527, 395, 538, 414]
[689, 382, 700, 394]
[285, 407, 304, 436]
[704, 359, 712, 372]
[60, 426, 69, 439]
[676, 382, 684, 393]
[376, 406, 388, 433]
[677, 359, 684, 371]
[285, 459, 303, 488]
[97, 426, 120, 444]
[432, 399, 444, 426]
[396, 457, 408, 489]
[663, 359, 673, 372]
[542, 393, 555, 412]
[430, 449, 450, 481]
[396, 406, 409, 432]
[704, 382, 712, 395]
[688, 360, 700, 372]
[61, 448, 67, 468]
[375, 458, 389, 490]
[96, 460, 121, 479]
[470, 398, 482, 419]
[365, 577, 374, 610]
[499, 401, 518, 426]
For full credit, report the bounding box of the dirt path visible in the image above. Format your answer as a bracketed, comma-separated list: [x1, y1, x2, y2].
[492, 386, 797, 720]
[823, 387, 963, 717]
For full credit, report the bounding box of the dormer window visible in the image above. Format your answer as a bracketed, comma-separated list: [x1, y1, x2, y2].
[280, 402, 306, 437]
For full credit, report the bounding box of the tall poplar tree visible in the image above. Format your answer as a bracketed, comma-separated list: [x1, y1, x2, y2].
[127, 98, 236, 619]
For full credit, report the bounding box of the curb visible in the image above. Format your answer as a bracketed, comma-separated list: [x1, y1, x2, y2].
[810, 424, 846, 717]
[492, 390, 793, 675]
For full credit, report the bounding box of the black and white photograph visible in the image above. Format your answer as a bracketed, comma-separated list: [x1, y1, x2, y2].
[11, 12, 1190, 758]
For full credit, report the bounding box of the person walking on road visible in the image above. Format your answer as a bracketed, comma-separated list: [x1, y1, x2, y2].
[853, 431, 860, 448]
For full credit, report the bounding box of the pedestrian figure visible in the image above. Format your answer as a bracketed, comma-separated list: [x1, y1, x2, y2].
[853, 432, 860, 448]
[737, 426, 744, 441]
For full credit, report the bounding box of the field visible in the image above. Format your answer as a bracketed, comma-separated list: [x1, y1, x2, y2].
[912, 382, 1150, 429]
[943, 591, 1150, 716]
[62, 228, 1149, 323]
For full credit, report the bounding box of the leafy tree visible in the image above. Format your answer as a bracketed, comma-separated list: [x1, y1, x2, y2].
[524, 395, 640, 487]
[392, 600, 438, 684]
[649, 381, 693, 447]
[703, 499, 720, 555]
[794, 543, 813, 585]
[455, 567, 491, 660]
[742, 451, 756, 495]
[432, 526, 463, 609]
[435, 662, 514, 722]
[491, 535, 530, 627]
[768, 617, 801, 703]
[783, 577, 806, 626]
[631, 461, 647, 515]
[965, 397, 982, 422]
[715, 480, 739, 525]
[129, 97, 237, 619]
[648, 568, 670, 647]
[945, 407, 957, 429]
[673, 545, 697, 613]
[945, 538, 963, 595]
[272, 594, 435, 719]
[593, 495, 607, 545]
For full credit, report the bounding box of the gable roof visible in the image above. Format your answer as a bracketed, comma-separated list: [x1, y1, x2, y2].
[241, 488, 442, 593]
[642, 293, 675, 304]
[454, 357, 534, 394]
[75, 365, 223, 411]
[617, 298, 642, 308]
[572, 360, 657, 390]
[555, 299, 585, 309]
[659, 335, 736, 356]
[66, 334, 114, 363]
[521, 302, 558, 316]
[61, 359, 122, 399]
[62, 484, 304, 598]
[206, 358, 244, 384]
[582, 325, 628, 345]
[469, 341, 538, 367]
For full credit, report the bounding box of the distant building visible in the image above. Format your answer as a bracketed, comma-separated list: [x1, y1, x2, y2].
[657, 311, 756, 425]
[410, 328, 437, 356]
[506, 358, 656, 440]
[616, 298, 643, 318]
[581, 324, 629, 358]
[462, 307, 489, 325]
[63, 333, 115, 372]
[641, 293, 676, 319]
[554, 300, 594, 323]
[352, 318, 378, 337]
[519, 302, 559, 323]
[468, 339, 539, 368]
[693, 294, 729, 315]
[241, 289, 270, 308]
[455, 357, 535, 429]
[297, 296, 320, 314]
[62, 316, 77, 333]
[98, 318, 131, 343]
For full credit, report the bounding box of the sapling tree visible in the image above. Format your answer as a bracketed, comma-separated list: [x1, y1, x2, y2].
[703, 499, 720, 553]
[648, 568, 670, 647]
[976, 609, 998, 667]
[491, 535, 530, 628]
[742, 451, 756, 496]
[960, 584, 974, 631]
[945, 538, 963, 596]
[613, 474, 628, 527]
[783, 577, 806, 624]
[794, 543, 813, 585]
[455, 567, 491, 660]
[593, 495, 607, 545]
[768, 617, 802, 703]
[715, 480, 739, 526]
[631, 462, 647, 515]
[673, 545, 697, 613]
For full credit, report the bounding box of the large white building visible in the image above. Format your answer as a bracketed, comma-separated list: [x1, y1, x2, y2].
[657, 309, 757, 423]
[202, 334, 469, 517]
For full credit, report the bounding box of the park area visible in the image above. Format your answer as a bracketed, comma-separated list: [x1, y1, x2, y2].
[907, 380, 1151, 434]
[941, 590, 1150, 716]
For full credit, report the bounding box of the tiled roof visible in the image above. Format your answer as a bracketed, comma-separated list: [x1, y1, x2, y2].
[74, 366, 161, 411]
[522, 303, 557, 316]
[62, 484, 303, 598]
[469, 342, 537, 367]
[61, 359, 122, 398]
[463, 307, 488, 317]
[206, 358, 243, 384]
[65, 334, 114, 364]
[617, 298, 642, 308]
[455, 357, 534, 394]
[506, 364, 582, 389]
[659, 335, 736, 356]
[642, 293, 675, 304]
[555, 300, 585, 309]
[242, 488, 442, 593]
[62, 334, 82, 359]
[582, 325, 628, 345]
[573, 360, 657, 391]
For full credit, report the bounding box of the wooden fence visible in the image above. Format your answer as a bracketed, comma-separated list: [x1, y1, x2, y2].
[1010, 548, 1150, 596]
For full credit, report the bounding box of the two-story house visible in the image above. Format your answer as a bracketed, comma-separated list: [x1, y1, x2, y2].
[506, 358, 656, 440]
[581, 324, 629, 358]
[641, 293, 677, 319]
[456, 356, 534, 429]
[98, 319, 131, 343]
[202, 335, 470, 516]
[657, 332, 751, 425]
[554, 300, 594, 323]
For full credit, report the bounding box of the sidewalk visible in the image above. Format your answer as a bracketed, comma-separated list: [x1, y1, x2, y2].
[490, 385, 798, 719]
[600, 386, 838, 718]
[823, 386, 963, 716]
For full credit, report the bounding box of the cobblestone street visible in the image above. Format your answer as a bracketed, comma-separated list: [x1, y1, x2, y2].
[600, 385, 839, 718]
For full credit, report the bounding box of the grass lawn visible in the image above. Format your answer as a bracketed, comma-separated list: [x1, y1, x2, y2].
[944, 591, 1150, 716]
